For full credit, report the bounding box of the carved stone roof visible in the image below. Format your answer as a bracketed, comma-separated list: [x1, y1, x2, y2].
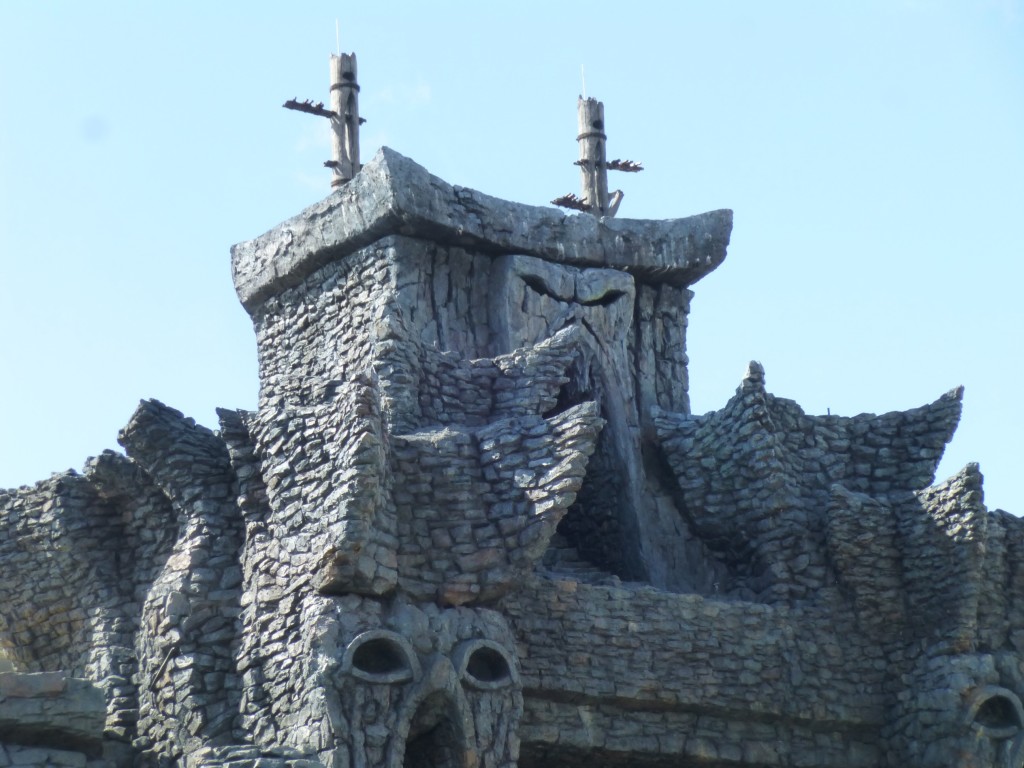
[230, 147, 732, 311]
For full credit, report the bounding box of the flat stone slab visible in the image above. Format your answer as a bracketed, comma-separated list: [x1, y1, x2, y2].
[231, 147, 732, 311]
[0, 672, 105, 755]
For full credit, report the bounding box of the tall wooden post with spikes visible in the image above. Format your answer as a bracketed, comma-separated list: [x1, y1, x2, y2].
[577, 97, 609, 215]
[329, 53, 361, 188]
[552, 96, 643, 218]
[283, 51, 366, 189]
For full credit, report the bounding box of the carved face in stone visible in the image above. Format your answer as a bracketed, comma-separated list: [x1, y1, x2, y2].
[303, 595, 522, 768]
[222, 151, 735, 768]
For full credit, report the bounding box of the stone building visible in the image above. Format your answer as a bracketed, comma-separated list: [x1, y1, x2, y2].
[1, 138, 1021, 768]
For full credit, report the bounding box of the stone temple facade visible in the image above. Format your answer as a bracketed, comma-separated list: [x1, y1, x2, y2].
[1, 147, 1021, 768]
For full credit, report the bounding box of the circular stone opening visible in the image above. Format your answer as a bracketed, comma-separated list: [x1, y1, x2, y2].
[352, 637, 407, 675]
[965, 686, 1024, 741]
[466, 646, 510, 684]
[977, 694, 1021, 731]
[344, 631, 417, 684]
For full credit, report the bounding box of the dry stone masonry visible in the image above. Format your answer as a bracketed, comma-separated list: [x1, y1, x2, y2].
[1, 145, 1020, 768]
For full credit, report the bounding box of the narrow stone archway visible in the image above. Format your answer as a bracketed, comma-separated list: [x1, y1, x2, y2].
[402, 693, 467, 768]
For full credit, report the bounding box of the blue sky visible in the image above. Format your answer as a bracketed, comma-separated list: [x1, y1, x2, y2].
[1, 2, 1022, 513]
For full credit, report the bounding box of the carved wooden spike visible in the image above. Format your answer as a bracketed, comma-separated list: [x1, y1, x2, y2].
[330, 53, 361, 187]
[283, 98, 337, 119]
[607, 159, 644, 173]
[552, 192, 592, 212]
[577, 97, 609, 215]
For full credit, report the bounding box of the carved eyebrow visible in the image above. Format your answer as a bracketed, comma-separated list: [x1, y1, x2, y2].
[579, 289, 626, 307]
[519, 273, 627, 306]
[520, 273, 571, 302]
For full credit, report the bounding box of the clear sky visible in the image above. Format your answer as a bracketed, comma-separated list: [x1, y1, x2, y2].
[1, 2, 1022, 513]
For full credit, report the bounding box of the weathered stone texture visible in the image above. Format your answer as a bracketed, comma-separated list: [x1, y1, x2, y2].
[0, 148, 1018, 768]
[119, 399, 245, 764]
[654, 360, 963, 601]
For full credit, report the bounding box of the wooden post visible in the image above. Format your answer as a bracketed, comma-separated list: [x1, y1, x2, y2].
[577, 97, 608, 215]
[554, 95, 640, 217]
[329, 53, 361, 187]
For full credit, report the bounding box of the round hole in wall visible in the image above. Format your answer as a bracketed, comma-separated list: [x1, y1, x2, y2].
[453, 639, 517, 691]
[976, 694, 1021, 731]
[964, 686, 1024, 741]
[466, 646, 510, 684]
[343, 630, 418, 684]
[353, 637, 407, 675]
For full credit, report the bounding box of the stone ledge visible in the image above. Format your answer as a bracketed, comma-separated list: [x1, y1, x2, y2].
[0, 673, 105, 756]
[230, 147, 732, 312]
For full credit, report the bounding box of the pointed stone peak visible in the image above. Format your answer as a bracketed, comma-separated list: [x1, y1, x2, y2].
[739, 360, 765, 393]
